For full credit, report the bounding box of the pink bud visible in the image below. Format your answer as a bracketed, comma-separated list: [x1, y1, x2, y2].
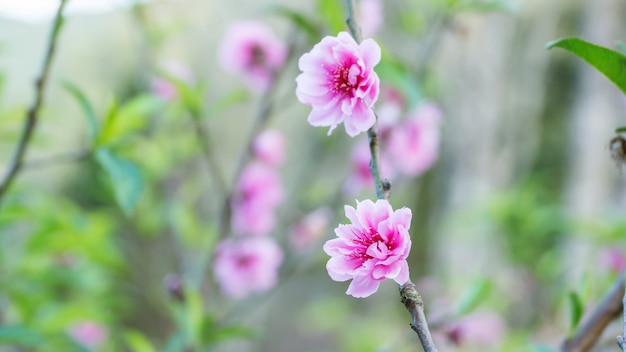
[68, 321, 107, 350]
[252, 129, 286, 166]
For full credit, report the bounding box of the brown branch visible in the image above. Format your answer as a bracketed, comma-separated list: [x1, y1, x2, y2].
[344, 1, 438, 351]
[401, 282, 439, 352]
[617, 280, 626, 351]
[0, 0, 69, 204]
[561, 274, 625, 352]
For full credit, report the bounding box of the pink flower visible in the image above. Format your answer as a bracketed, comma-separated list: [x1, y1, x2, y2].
[444, 312, 506, 348]
[599, 247, 626, 273]
[218, 21, 287, 92]
[388, 102, 442, 176]
[290, 207, 334, 251]
[323, 199, 412, 298]
[252, 129, 286, 166]
[213, 237, 283, 298]
[68, 321, 107, 350]
[296, 32, 381, 137]
[231, 162, 284, 236]
[359, 0, 383, 38]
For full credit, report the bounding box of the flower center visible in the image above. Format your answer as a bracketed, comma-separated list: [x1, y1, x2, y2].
[331, 64, 360, 96]
[249, 44, 267, 68]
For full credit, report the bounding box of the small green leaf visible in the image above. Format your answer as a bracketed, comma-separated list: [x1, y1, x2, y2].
[125, 330, 156, 352]
[95, 148, 143, 216]
[267, 6, 321, 42]
[0, 325, 44, 346]
[63, 81, 98, 144]
[98, 94, 162, 146]
[317, 0, 345, 34]
[616, 126, 626, 133]
[377, 52, 422, 109]
[568, 291, 584, 333]
[546, 37, 626, 94]
[454, 278, 492, 316]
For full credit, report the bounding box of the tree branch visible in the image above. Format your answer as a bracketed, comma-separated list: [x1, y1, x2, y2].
[561, 274, 625, 352]
[344, 1, 438, 351]
[0, 0, 69, 204]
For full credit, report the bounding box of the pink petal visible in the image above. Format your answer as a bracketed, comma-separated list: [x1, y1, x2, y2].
[346, 275, 380, 298]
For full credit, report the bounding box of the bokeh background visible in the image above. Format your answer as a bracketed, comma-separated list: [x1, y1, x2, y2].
[1, 0, 626, 351]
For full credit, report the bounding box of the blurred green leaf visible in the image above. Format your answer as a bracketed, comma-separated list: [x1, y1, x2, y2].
[616, 126, 626, 133]
[454, 0, 513, 12]
[267, 6, 321, 42]
[454, 278, 492, 316]
[98, 94, 162, 146]
[317, 0, 345, 34]
[546, 37, 626, 94]
[95, 148, 144, 216]
[201, 316, 256, 345]
[63, 81, 98, 144]
[377, 52, 422, 108]
[0, 325, 44, 346]
[568, 291, 583, 333]
[125, 330, 156, 352]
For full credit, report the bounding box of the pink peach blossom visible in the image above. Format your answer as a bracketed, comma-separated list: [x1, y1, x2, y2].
[290, 207, 333, 251]
[444, 312, 506, 348]
[388, 102, 442, 176]
[67, 321, 107, 350]
[252, 129, 286, 166]
[323, 199, 412, 298]
[599, 247, 626, 273]
[296, 32, 381, 137]
[213, 237, 283, 298]
[218, 21, 287, 92]
[359, 0, 383, 38]
[231, 162, 284, 236]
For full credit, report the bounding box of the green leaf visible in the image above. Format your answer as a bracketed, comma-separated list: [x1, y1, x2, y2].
[454, 278, 492, 316]
[267, 6, 321, 42]
[546, 37, 626, 94]
[0, 325, 44, 346]
[616, 126, 626, 133]
[568, 291, 584, 333]
[98, 94, 162, 146]
[317, 0, 345, 34]
[377, 52, 423, 109]
[125, 330, 156, 352]
[63, 81, 98, 144]
[95, 148, 144, 216]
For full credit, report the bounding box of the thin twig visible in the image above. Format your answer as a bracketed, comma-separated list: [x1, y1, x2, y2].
[344, 1, 438, 351]
[401, 282, 439, 352]
[191, 116, 227, 196]
[0, 0, 69, 204]
[561, 274, 625, 352]
[617, 279, 626, 351]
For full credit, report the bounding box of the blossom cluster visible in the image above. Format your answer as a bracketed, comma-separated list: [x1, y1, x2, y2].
[210, 21, 290, 299]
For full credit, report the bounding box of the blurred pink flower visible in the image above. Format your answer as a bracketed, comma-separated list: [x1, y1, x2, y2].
[323, 199, 412, 298]
[231, 162, 284, 236]
[599, 247, 626, 273]
[218, 21, 287, 92]
[68, 321, 107, 350]
[290, 207, 334, 251]
[359, 0, 383, 38]
[252, 129, 286, 166]
[344, 138, 394, 196]
[151, 60, 194, 101]
[213, 237, 283, 298]
[444, 312, 506, 348]
[388, 102, 442, 176]
[296, 32, 381, 137]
